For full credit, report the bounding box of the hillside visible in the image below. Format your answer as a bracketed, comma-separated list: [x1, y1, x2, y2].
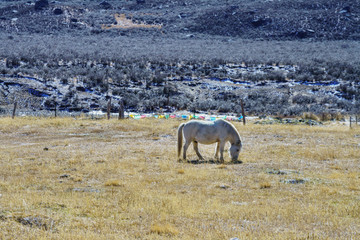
[1, 0, 360, 40]
[0, 0, 360, 116]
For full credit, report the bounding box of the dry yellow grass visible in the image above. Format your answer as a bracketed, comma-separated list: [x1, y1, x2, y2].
[0, 117, 359, 239]
[102, 13, 162, 30]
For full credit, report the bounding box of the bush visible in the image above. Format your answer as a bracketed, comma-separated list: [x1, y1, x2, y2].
[319, 112, 345, 121]
[302, 112, 320, 121]
[282, 105, 304, 116]
[292, 94, 317, 104]
[217, 101, 234, 113]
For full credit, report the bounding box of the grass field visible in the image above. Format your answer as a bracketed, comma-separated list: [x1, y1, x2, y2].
[0, 117, 359, 239]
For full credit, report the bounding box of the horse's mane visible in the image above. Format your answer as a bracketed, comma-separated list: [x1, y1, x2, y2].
[220, 120, 241, 144]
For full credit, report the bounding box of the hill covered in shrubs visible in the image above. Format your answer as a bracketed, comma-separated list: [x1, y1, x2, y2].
[0, 0, 359, 117]
[1, 0, 360, 40]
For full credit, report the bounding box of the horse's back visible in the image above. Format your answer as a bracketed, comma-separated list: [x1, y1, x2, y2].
[182, 120, 226, 144]
[183, 120, 215, 132]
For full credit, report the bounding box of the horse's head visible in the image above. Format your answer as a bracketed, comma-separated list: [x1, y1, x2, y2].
[229, 141, 242, 162]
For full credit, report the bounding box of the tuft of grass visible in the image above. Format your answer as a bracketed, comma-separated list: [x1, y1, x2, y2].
[177, 169, 185, 174]
[259, 182, 272, 189]
[104, 179, 123, 187]
[71, 176, 83, 182]
[348, 184, 360, 191]
[217, 164, 227, 169]
[150, 223, 179, 236]
[329, 165, 342, 170]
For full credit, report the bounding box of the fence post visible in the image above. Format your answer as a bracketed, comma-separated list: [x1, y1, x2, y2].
[107, 98, 111, 120]
[54, 100, 57, 118]
[12, 101, 17, 119]
[118, 100, 124, 120]
[240, 99, 246, 125]
[350, 116, 352, 128]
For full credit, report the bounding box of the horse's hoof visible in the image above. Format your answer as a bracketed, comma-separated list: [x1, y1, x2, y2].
[232, 160, 243, 164]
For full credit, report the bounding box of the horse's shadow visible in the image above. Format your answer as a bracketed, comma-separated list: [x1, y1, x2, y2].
[180, 159, 243, 165]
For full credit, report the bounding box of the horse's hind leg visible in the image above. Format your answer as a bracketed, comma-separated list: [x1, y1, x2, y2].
[193, 141, 204, 160]
[183, 140, 191, 160]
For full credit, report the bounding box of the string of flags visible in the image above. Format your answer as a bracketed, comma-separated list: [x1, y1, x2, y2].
[127, 113, 243, 121]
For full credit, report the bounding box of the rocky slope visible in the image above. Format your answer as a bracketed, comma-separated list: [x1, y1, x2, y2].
[0, 0, 359, 116]
[1, 0, 359, 40]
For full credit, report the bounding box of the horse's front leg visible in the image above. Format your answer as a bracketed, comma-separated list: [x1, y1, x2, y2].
[193, 141, 204, 160]
[214, 142, 220, 160]
[219, 141, 226, 163]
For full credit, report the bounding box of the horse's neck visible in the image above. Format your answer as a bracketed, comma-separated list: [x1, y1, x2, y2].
[228, 124, 241, 145]
[231, 133, 241, 145]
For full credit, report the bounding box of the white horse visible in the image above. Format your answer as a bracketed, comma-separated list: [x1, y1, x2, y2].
[177, 119, 242, 163]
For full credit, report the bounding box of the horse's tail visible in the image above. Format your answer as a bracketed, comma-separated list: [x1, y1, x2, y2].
[177, 123, 185, 159]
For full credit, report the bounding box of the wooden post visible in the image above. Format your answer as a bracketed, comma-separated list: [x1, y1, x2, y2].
[54, 100, 57, 118]
[107, 98, 111, 120]
[240, 99, 246, 125]
[12, 101, 17, 119]
[118, 100, 124, 120]
[350, 116, 352, 128]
